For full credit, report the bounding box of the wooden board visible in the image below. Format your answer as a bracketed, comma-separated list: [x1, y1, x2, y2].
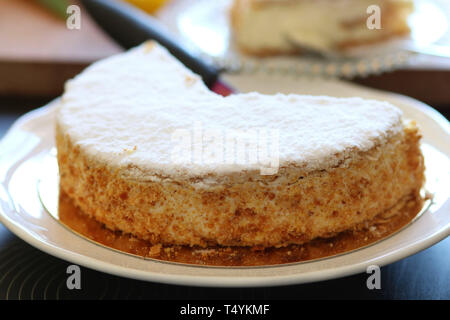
[0, 0, 122, 97]
[0, 0, 449, 108]
[354, 53, 450, 107]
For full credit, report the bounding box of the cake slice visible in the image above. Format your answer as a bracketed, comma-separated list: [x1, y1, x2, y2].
[56, 41, 424, 248]
[231, 0, 414, 56]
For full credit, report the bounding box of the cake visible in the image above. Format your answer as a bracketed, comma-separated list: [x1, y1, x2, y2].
[56, 41, 424, 248]
[230, 0, 414, 56]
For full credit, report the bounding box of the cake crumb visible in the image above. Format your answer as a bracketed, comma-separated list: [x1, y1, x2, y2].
[123, 146, 138, 155]
[185, 75, 198, 87]
[143, 41, 156, 53]
[148, 244, 162, 257]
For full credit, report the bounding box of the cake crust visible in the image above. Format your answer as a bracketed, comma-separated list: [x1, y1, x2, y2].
[56, 123, 424, 247]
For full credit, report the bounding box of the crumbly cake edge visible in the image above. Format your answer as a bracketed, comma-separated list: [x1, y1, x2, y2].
[55, 121, 425, 247]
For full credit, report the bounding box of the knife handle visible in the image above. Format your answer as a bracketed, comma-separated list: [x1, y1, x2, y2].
[79, 0, 220, 88]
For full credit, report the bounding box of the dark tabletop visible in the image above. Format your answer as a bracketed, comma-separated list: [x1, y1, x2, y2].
[0, 97, 448, 300]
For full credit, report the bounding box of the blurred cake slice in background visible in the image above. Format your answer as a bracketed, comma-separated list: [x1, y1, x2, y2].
[230, 0, 414, 56]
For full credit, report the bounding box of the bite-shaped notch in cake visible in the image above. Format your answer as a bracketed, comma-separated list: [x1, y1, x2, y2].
[56, 41, 425, 248]
[230, 0, 414, 56]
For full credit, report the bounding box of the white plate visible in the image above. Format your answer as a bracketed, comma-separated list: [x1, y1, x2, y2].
[0, 79, 449, 287]
[157, 0, 450, 77]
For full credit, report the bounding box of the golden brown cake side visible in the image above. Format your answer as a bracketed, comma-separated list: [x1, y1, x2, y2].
[56, 122, 425, 248]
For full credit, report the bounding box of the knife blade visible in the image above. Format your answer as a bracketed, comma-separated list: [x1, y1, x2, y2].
[78, 0, 234, 96]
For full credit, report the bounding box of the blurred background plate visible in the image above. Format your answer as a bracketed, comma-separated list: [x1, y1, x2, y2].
[157, 0, 450, 78]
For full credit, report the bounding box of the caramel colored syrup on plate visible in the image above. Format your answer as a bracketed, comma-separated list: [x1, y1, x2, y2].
[58, 191, 425, 267]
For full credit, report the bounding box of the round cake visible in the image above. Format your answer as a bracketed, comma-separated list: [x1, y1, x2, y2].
[56, 41, 425, 248]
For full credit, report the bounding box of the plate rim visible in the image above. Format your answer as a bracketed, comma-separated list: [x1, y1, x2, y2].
[156, 0, 449, 78]
[1, 200, 448, 287]
[0, 93, 449, 287]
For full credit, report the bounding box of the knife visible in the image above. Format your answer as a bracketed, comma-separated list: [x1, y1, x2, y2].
[78, 0, 234, 96]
